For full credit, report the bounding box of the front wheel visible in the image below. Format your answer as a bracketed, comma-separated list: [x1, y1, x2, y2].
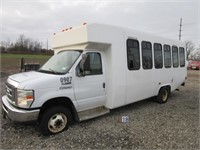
[39, 106, 72, 135]
[156, 87, 170, 103]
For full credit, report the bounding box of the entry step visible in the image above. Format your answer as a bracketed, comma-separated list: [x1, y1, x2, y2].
[78, 106, 110, 121]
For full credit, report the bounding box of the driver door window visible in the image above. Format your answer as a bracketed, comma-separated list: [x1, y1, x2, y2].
[81, 52, 103, 75]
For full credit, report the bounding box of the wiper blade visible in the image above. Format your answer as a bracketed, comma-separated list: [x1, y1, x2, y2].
[48, 68, 57, 73]
[38, 69, 63, 74]
[38, 69, 49, 73]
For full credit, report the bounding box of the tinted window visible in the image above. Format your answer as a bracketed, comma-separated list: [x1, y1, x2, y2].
[172, 46, 179, 67]
[164, 45, 171, 68]
[142, 41, 152, 69]
[154, 43, 163, 69]
[127, 39, 140, 70]
[179, 47, 185, 67]
[84, 52, 103, 75]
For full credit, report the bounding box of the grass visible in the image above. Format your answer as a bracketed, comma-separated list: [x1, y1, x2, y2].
[1, 53, 52, 73]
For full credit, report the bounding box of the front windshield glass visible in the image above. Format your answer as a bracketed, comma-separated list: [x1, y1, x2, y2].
[40, 50, 82, 74]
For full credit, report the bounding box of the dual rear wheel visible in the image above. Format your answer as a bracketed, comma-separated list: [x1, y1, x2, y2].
[156, 87, 170, 103]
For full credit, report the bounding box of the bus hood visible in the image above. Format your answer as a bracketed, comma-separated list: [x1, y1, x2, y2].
[9, 71, 50, 83]
[7, 71, 59, 90]
[7, 71, 72, 90]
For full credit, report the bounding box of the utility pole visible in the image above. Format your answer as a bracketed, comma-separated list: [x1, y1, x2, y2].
[47, 39, 48, 50]
[179, 18, 182, 41]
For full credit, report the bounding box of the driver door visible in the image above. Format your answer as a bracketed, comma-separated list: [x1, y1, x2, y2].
[73, 52, 106, 111]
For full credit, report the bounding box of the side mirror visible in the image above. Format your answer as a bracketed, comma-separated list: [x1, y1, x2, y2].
[77, 54, 90, 77]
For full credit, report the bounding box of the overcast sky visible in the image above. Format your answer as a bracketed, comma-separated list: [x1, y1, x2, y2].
[1, 0, 199, 49]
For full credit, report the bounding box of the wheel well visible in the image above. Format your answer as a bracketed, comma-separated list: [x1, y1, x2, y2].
[159, 85, 171, 93]
[166, 85, 171, 92]
[38, 97, 79, 122]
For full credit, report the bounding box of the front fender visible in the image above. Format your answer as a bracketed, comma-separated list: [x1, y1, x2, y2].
[31, 87, 77, 110]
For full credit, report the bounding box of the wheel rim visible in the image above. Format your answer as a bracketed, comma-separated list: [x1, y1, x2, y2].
[48, 113, 67, 133]
[162, 89, 168, 101]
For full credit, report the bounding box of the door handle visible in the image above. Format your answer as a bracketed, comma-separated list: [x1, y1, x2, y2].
[103, 82, 105, 88]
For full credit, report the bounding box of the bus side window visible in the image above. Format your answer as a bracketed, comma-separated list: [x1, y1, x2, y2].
[154, 43, 163, 69]
[127, 39, 140, 70]
[164, 45, 171, 68]
[142, 41, 152, 69]
[179, 47, 185, 67]
[172, 46, 179, 68]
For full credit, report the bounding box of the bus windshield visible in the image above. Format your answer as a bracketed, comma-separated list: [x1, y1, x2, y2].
[39, 50, 82, 74]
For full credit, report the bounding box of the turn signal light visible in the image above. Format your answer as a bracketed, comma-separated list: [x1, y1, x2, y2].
[26, 95, 33, 100]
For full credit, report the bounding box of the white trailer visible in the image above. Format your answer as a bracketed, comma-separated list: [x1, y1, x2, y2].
[2, 23, 187, 135]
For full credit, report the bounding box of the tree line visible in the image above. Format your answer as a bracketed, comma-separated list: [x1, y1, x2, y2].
[0, 35, 53, 55]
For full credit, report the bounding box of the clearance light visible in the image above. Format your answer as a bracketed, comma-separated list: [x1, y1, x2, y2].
[53, 33, 56, 35]
[69, 27, 72, 30]
[83, 22, 87, 25]
[65, 28, 68, 31]
[62, 29, 65, 32]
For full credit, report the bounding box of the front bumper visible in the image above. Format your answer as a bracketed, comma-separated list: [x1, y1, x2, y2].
[2, 95, 40, 122]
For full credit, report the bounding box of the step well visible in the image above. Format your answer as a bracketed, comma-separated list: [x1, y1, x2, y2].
[78, 106, 110, 121]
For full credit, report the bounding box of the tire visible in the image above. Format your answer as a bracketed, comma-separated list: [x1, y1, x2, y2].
[156, 87, 170, 103]
[39, 106, 72, 136]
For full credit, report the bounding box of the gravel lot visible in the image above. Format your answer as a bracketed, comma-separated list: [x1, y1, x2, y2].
[0, 70, 199, 149]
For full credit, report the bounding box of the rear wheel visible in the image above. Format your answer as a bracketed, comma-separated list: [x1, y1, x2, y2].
[156, 87, 170, 103]
[39, 106, 72, 135]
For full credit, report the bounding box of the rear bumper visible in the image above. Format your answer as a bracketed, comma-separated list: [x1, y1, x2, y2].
[190, 66, 200, 70]
[2, 95, 40, 122]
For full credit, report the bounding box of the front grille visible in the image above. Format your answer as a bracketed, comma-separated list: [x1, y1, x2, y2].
[6, 83, 16, 105]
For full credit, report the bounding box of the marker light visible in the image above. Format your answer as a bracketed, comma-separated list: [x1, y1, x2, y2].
[83, 22, 87, 25]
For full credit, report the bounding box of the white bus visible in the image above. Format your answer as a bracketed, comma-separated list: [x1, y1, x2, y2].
[2, 23, 187, 135]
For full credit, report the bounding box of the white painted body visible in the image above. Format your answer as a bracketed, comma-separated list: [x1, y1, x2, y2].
[3, 23, 187, 122]
[51, 23, 187, 109]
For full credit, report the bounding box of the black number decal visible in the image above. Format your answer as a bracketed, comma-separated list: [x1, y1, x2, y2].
[60, 77, 72, 85]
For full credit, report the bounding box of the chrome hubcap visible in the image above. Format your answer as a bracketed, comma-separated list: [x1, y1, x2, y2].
[162, 90, 168, 101]
[48, 113, 67, 133]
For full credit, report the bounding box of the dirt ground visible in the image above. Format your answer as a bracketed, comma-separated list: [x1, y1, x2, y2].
[0, 70, 199, 149]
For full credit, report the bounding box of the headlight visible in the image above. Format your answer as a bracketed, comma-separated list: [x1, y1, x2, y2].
[17, 89, 34, 108]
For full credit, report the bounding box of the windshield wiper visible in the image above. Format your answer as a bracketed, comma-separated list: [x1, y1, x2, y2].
[48, 68, 64, 74]
[38, 69, 63, 74]
[48, 68, 57, 73]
